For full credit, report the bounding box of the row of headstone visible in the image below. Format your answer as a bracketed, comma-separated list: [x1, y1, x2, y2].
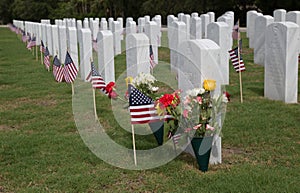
[14, 18, 117, 85]
[167, 11, 234, 86]
[247, 9, 300, 103]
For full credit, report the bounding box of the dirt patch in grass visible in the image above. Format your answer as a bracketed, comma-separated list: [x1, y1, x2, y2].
[0, 124, 19, 131]
[1, 96, 57, 111]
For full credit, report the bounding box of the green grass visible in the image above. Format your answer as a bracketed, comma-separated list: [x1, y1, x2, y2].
[0, 27, 300, 192]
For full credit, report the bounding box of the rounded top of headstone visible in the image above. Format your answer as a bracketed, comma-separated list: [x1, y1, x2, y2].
[81, 28, 91, 33]
[173, 21, 186, 27]
[247, 10, 258, 14]
[268, 21, 300, 29]
[98, 30, 113, 38]
[209, 21, 229, 28]
[200, 14, 209, 18]
[68, 27, 77, 31]
[185, 39, 220, 50]
[274, 9, 287, 13]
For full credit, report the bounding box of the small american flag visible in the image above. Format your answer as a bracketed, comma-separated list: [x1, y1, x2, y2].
[64, 51, 78, 83]
[149, 45, 157, 69]
[44, 47, 51, 71]
[40, 40, 45, 53]
[129, 84, 161, 124]
[53, 56, 64, 82]
[229, 47, 245, 72]
[90, 62, 106, 91]
[26, 36, 36, 49]
[22, 31, 27, 42]
[170, 133, 181, 145]
[232, 20, 239, 40]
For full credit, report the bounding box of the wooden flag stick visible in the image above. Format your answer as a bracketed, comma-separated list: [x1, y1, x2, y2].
[71, 82, 74, 96]
[92, 88, 98, 120]
[35, 44, 38, 61]
[237, 20, 243, 103]
[131, 125, 137, 166]
[40, 46, 43, 64]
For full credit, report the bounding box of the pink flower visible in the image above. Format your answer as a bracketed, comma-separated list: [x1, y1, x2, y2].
[184, 96, 191, 105]
[196, 96, 202, 104]
[183, 109, 189, 118]
[206, 124, 215, 131]
[193, 124, 202, 130]
[109, 91, 118, 99]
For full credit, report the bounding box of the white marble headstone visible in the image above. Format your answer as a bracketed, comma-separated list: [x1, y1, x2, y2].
[286, 11, 300, 53]
[126, 33, 150, 77]
[145, 21, 159, 64]
[51, 25, 60, 58]
[80, 28, 93, 81]
[117, 17, 124, 40]
[92, 20, 99, 41]
[264, 22, 299, 103]
[274, 9, 286, 22]
[169, 21, 187, 72]
[253, 15, 274, 66]
[68, 27, 79, 70]
[138, 17, 146, 33]
[216, 16, 233, 50]
[126, 21, 137, 35]
[207, 12, 215, 23]
[200, 14, 209, 39]
[190, 17, 202, 40]
[46, 24, 53, 56]
[108, 17, 114, 30]
[183, 14, 191, 39]
[178, 39, 222, 164]
[100, 20, 108, 31]
[207, 22, 230, 85]
[246, 10, 257, 38]
[191, 12, 199, 18]
[248, 12, 263, 48]
[58, 26, 67, 62]
[112, 21, 122, 56]
[98, 30, 115, 83]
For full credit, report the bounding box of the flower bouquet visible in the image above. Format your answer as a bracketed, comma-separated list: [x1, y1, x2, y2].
[155, 90, 181, 137]
[180, 80, 229, 172]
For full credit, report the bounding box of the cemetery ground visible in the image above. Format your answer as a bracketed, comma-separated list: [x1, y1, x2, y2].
[0, 27, 299, 192]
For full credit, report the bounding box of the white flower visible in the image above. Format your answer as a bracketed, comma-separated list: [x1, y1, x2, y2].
[151, 86, 159, 92]
[222, 94, 229, 103]
[186, 88, 205, 97]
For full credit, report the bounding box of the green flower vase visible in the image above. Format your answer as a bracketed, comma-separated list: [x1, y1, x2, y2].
[191, 136, 213, 172]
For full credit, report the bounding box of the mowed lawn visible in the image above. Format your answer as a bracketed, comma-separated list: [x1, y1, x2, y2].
[0, 27, 300, 192]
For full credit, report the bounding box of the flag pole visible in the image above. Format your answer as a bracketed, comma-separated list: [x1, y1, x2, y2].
[237, 20, 243, 103]
[71, 82, 74, 95]
[92, 88, 98, 120]
[40, 44, 43, 65]
[131, 124, 137, 166]
[35, 40, 38, 61]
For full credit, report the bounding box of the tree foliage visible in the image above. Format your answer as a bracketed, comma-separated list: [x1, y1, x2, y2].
[0, 0, 298, 25]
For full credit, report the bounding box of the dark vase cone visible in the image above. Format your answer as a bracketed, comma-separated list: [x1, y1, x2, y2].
[191, 136, 213, 172]
[149, 121, 164, 146]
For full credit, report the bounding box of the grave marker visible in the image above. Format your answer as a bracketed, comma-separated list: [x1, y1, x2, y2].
[264, 22, 299, 103]
[254, 15, 274, 66]
[126, 33, 150, 77]
[98, 30, 115, 83]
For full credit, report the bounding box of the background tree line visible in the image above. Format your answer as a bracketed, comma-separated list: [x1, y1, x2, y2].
[0, 0, 299, 26]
